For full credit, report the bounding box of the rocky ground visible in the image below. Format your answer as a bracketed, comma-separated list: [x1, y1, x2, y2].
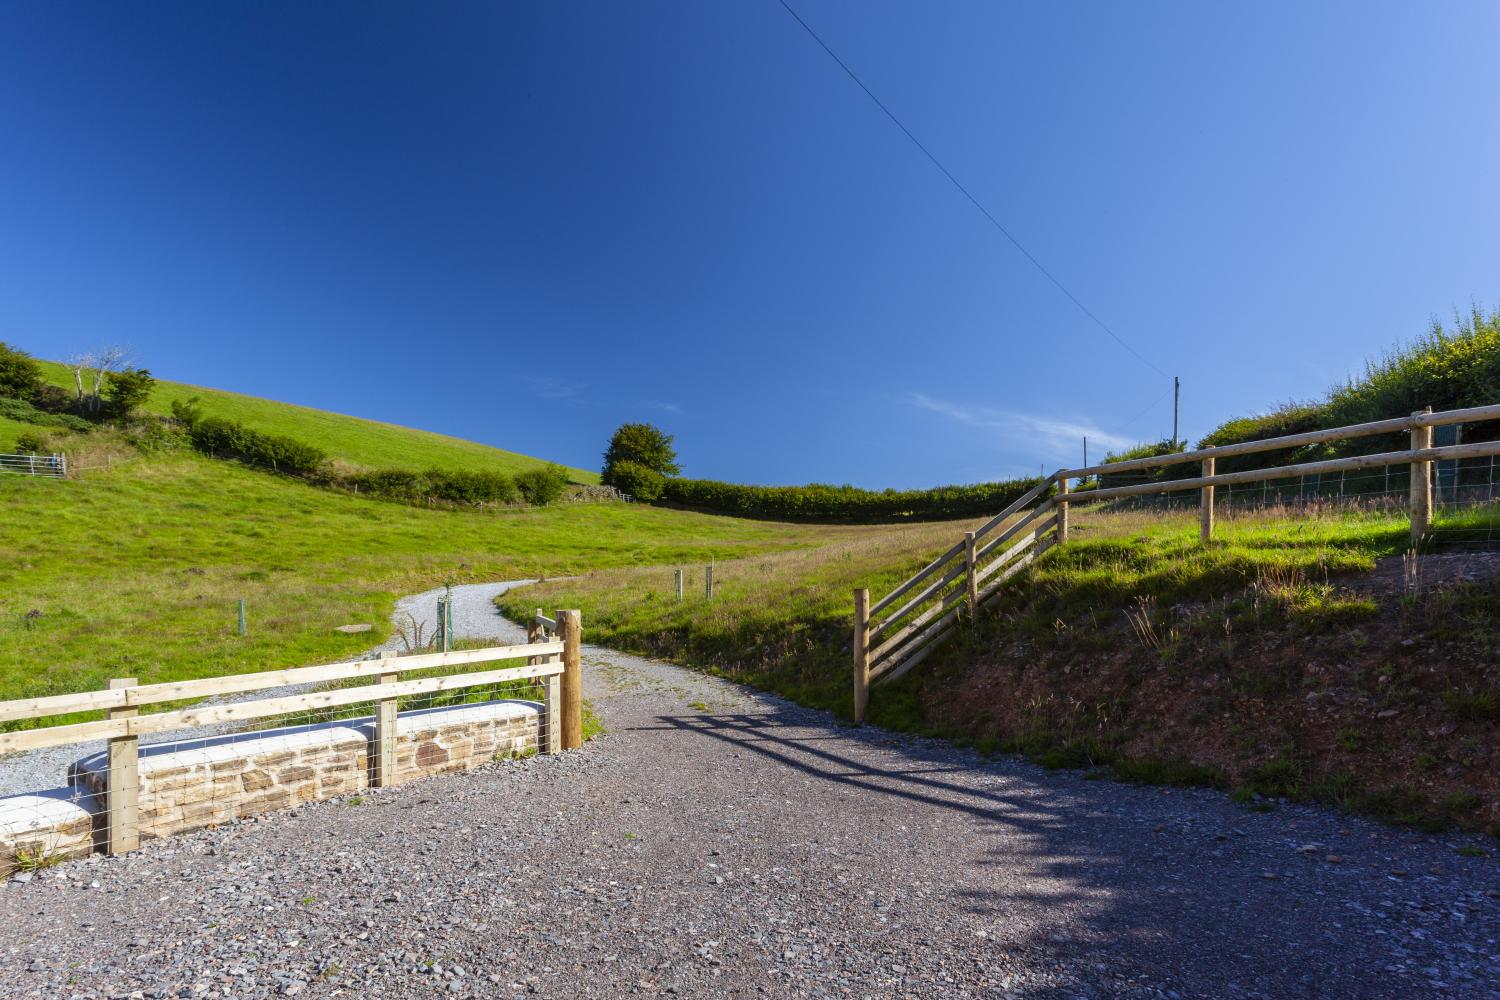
[1, 584, 1497, 998]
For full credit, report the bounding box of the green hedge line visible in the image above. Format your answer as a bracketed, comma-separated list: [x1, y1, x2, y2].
[187, 416, 327, 476]
[657, 476, 1045, 523]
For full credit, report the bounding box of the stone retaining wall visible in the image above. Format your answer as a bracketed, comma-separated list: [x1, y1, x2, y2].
[1, 699, 540, 865]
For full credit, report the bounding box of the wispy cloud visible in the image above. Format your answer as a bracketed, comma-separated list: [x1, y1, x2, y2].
[524, 375, 584, 401]
[645, 400, 684, 415]
[909, 393, 1135, 462]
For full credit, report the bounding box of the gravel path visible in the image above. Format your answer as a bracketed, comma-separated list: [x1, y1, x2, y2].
[2, 583, 1498, 998]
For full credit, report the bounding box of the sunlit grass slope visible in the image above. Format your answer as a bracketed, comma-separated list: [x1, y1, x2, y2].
[0, 448, 873, 711]
[31, 359, 597, 482]
[498, 504, 1418, 719]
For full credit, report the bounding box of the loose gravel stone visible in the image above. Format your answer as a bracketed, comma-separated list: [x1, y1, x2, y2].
[1, 582, 1497, 998]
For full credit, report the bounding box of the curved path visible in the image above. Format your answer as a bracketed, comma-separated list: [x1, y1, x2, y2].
[2, 583, 1497, 998]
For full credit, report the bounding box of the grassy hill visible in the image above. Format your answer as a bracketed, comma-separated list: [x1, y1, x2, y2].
[29, 360, 597, 482]
[0, 436, 888, 717]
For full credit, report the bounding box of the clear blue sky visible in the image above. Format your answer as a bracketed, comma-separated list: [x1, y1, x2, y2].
[4, 3, 1498, 487]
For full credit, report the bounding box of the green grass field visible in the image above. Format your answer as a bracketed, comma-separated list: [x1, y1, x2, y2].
[29, 359, 597, 481]
[0, 441, 879, 719]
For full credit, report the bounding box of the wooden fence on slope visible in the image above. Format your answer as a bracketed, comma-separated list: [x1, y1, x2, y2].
[852, 403, 1500, 721]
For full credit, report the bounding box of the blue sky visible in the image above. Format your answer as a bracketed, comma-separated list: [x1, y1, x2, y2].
[3, 3, 1498, 488]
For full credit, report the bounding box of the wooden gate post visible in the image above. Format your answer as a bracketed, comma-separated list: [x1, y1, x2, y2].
[106, 678, 139, 855]
[558, 610, 583, 749]
[1411, 408, 1433, 546]
[1200, 454, 1216, 543]
[852, 588, 870, 724]
[526, 611, 542, 660]
[1056, 476, 1070, 544]
[372, 651, 399, 787]
[963, 531, 979, 615]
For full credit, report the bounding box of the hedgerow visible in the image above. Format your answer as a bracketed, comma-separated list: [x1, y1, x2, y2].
[657, 476, 1044, 523]
[186, 415, 328, 476]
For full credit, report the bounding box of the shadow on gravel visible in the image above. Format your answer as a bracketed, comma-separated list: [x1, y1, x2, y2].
[648, 710, 1136, 929]
[647, 707, 1375, 995]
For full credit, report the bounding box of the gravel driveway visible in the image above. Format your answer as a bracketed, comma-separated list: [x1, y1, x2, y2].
[2, 583, 1498, 998]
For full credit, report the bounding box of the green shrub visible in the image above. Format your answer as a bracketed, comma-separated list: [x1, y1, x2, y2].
[345, 467, 518, 506]
[187, 416, 326, 476]
[657, 475, 1044, 523]
[422, 468, 517, 505]
[515, 464, 569, 506]
[0, 343, 43, 402]
[606, 460, 666, 501]
[347, 468, 425, 501]
[170, 396, 204, 427]
[103, 367, 155, 420]
[0, 396, 92, 433]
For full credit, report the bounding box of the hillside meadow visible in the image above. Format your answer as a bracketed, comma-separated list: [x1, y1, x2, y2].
[0, 442, 882, 718]
[28, 359, 598, 482]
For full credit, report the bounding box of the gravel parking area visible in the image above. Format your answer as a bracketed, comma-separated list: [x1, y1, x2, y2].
[2, 584, 1498, 998]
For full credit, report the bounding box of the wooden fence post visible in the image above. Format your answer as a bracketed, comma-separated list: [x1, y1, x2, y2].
[674, 568, 684, 601]
[558, 610, 583, 750]
[1200, 454, 1216, 543]
[1056, 476, 1069, 544]
[1411, 408, 1433, 546]
[704, 565, 714, 600]
[963, 531, 979, 615]
[852, 588, 870, 724]
[106, 678, 139, 855]
[372, 651, 399, 787]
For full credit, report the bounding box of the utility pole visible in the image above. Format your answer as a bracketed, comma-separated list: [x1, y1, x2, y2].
[1172, 376, 1180, 448]
[1083, 436, 1088, 471]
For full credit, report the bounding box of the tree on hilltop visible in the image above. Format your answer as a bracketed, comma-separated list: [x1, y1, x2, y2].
[602, 423, 680, 483]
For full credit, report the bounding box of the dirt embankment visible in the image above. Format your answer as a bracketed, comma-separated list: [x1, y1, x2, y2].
[931, 553, 1500, 835]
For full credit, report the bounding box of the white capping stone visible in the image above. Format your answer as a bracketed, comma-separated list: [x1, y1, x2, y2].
[0, 787, 98, 864]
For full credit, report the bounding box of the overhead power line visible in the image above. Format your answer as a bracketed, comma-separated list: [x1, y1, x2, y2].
[776, 0, 1170, 380]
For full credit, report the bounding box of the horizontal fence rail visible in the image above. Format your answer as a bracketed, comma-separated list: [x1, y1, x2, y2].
[1, 613, 583, 856]
[852, 403, 1500, 721]
[0, 453, 66, 478]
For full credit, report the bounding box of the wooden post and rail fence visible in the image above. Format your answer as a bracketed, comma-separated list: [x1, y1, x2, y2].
[852, 402, 1500, 722]
[0, 611, 583, 855]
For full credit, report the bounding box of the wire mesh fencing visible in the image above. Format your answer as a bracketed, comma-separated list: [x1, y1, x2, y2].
[1072, 458, 1500, 549]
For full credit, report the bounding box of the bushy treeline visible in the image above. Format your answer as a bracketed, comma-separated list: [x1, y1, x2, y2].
[657, 476, 1045, 523]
